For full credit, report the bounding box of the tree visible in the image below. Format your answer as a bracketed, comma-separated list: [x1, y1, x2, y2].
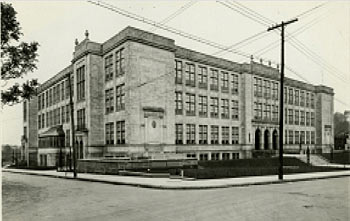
[1, 2, 39, 105]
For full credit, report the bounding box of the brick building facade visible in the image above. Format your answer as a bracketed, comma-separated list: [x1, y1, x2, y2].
[23, 27, 334, 166]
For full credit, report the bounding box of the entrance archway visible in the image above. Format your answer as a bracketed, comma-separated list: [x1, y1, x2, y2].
[272, 130, 278, 150]
[264, 130, 270, 150]
[255, 129, 261, 150]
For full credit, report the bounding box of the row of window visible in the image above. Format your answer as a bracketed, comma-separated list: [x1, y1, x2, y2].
[105, 48, 125, 82]
[175, 124, 239, 145]
[284, 86, 315, 108]
[254, 102, 279, 121]
[285, 109, 315, 127]
[105, 121, 126, 145]
[38, 76, 73, 111]
[175, 92, 239, 119]
[285, 130, 316, 145]
[175, 60, 239, 94]
[38, 105, 71, 129]
[254, 77, 279, 100]
[105, 84, 125, 114]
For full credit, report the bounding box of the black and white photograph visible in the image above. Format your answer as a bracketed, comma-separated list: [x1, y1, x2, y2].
[1, 1, 349, 220]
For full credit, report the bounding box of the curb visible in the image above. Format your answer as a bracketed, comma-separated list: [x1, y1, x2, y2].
[3, 170, 350, 190]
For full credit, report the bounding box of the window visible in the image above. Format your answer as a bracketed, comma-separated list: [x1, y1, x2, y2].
[41, 113, 45, 129]
[221, 71, 229, 93]
[198, 66, 207, 88]
[38, 95, 41, 111]
[105, 123, 114, 145]
[295, 110, 299, 125]
[221, 99, 229, 119]
[221, 127, 229, 144]
[175, 124, 183, 144]
[306, 112, 310, 126]
[185, 63, 195, 87]
[300, 91, 305, 106]
[65, 79, 70, 99]
[232, 127, 239, 144]
[254, 102, 262, 119]
[311, 131, 315, 144]
[289, 130, 294, 144]
[211, 153, 220, 161]
[265, 80, 271, 98]
[61, 106, 65, 123]
[105, 54, 113, 81]
[57, 84, 61, 103]
[272, 82, 278, 100]
[199, 125, 208, 144]
[175, 60, 182, 84]
[116, 121, 125, 144]
[57, 108, 61, 125]
[289, 88, 293, 105]
[254, 77, 262, 97]
[199, 153, 208, 161]
[231, 74, 239, 95]
[231, 100, 239, 120]
[46, 112, 49, 127]
[186, 124, 196, 144]
[288, 109, 293, 124]
[272, 105, 278, 121]
[300, 131, 305, 144]
[70, 75, 74, 98]
[284, 87, 288, 104]
[38, 115, 41, 129]
[306, 92, 310, 107]
[263, 104, 271, 120]
[311, 93, 315, 108]
[311, 112, 315, 127]
[210, 97, 219, 118]
[210, 69, 219, 91]
[295, 90, 299, 106]
[222, 153, 230, 160]
[198, 95, 207, 117]
[295, 131, 300, 144]
[300, 111, 305, 125]
[77, 108, 86, 130]
[185, 93, 195, 116]
[105, 88, 114, 114]
[175, 91, 183, 115]
[76, 65, 85, 101]
[115, 48, 124, 76]
[116, 84, 125, 111]
[285, 108, 288, 124]
[49, 88, 53, 106]
[61, 81, 65, 102]
[210, 126, 219, 144]
[66, 104, 70, 123]
[306, 131, 310, 144]
[41, 93, 45, 109]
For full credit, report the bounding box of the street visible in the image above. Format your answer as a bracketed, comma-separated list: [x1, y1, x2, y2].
[2, 172, 349, 221]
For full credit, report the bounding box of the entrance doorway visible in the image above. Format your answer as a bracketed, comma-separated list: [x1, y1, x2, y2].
[255, 129, 261, 150]
[264, 130, 270, 150]
[272, 130, 278, 150]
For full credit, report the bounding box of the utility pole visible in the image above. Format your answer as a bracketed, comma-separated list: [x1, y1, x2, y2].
[67, 72, 77, 178]
[267, 18, 298, 180]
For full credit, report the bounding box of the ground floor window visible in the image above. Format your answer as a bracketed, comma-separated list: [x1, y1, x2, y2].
[211, 152, 220, 160]
[199, 153, 208, 161]
[222, 153, 230, 160]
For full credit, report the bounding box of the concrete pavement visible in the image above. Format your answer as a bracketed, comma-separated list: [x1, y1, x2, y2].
[2, 168, 350, 189]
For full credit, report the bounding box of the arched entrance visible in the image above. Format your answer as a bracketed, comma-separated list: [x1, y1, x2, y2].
[264, 130, 270, 150]
[255, 129, 261, 150]
[272, 130, 278, 150]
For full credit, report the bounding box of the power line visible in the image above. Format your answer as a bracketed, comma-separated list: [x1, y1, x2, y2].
[88, 0, 253, 59]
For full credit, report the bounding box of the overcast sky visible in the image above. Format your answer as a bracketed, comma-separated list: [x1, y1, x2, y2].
[1, 0, 349, 145]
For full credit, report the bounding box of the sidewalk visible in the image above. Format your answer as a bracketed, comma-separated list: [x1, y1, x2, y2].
[3, 168, 350, 189]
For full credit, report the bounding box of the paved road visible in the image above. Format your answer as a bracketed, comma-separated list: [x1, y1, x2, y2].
[2, 172, 349, 221]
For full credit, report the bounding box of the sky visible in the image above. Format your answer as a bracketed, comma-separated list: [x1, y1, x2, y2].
[1, 0, 349, 145]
